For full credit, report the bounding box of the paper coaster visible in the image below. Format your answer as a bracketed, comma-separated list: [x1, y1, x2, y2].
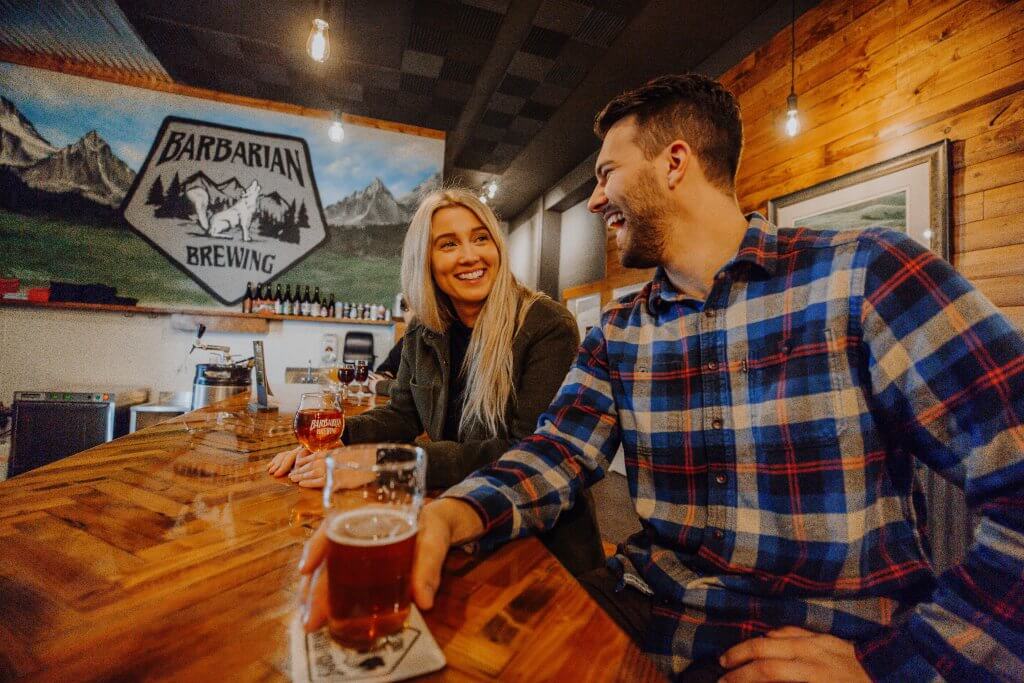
[290, 606, 446, 682]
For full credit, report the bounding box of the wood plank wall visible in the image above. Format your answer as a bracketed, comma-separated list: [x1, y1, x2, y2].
[597, 0, 1024, 327]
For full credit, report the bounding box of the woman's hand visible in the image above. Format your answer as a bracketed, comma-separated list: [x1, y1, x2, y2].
[268, 446, 308, 477]
[289, 450, 328, 488]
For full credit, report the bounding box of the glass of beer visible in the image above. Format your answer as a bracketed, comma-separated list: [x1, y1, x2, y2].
[354, 360, 370, 400]
[293, 392, 344, 454]
[321, 443, 426, 650]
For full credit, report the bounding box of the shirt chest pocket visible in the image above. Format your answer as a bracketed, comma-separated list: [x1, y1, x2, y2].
[743, 328, 849, 450]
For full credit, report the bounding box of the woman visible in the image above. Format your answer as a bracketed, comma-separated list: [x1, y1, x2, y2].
[268, 187, 602, 575]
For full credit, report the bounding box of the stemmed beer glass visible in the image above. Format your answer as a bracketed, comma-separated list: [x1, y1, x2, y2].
[355, 360, 370, 401]
[293, 392, 344, 457]
[337, 362, 356, 400]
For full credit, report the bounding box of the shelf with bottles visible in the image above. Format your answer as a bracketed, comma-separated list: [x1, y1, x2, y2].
[241, 281, 394, 324]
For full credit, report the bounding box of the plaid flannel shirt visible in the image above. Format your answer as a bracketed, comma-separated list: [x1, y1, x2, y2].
[443, 214, 1024, 680]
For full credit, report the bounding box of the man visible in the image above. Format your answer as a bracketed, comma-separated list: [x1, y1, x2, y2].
[300, 74, 1024, 680]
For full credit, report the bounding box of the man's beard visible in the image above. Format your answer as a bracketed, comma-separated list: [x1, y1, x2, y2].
[617, 167, 668, 269]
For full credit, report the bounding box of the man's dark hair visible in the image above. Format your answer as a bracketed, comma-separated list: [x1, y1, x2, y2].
[594, 74, 743, 191]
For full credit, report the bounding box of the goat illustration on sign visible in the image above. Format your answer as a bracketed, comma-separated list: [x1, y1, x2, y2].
[188, 179, 260, 241]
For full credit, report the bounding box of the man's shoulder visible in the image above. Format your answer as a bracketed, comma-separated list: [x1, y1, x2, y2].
[775, 225, 912, 258]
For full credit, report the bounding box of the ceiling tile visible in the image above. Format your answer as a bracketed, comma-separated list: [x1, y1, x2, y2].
[408, 24, 451, 55]
[529, 81, 571, 107]
[521, 25, 568, 59]
[506, 51, 553, 82]
[574, 7, 627, 47]
[399, 72, 435, 95]
[487, 92, 524, 114]
[401, 49, 444, 78]
[496, 74, 537, 98]
[518, 100, 556, 122]
[480, 110, 514, 128]
[456, 4, 503, 41]
[433, 79, 473, 101]
[439, 58, 478, 83]
[533, 0, 591, 34]
[460, 0, 510, 12]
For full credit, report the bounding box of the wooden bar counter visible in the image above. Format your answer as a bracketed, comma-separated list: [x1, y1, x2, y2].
[0, 393, 662, 681]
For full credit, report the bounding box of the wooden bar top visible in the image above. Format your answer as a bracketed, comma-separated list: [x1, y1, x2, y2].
[0, 394, 662, 681]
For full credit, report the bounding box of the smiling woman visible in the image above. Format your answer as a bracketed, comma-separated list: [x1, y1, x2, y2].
[270, 187, 604, 576]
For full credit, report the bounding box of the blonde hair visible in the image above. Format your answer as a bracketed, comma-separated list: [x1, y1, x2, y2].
[401, 187, 543, 438]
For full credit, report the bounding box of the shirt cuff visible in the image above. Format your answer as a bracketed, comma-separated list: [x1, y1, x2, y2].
[441, 480, 518, 554]
[854, 625, 933, 682]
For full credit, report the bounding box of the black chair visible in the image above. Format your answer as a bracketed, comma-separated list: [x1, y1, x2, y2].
[342, 331, 376, 367]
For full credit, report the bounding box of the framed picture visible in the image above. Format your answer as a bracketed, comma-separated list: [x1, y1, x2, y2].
[767, 140, 951, 260]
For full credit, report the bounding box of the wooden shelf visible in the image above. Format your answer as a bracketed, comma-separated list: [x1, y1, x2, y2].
[0, 298, 394, 326]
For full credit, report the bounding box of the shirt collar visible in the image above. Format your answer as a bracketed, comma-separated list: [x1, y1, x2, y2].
[644, 212, 779, 315]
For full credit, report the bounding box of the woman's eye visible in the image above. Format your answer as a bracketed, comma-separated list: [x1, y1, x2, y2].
[440, 240, 457, 249]
[474, 234, 490, 243]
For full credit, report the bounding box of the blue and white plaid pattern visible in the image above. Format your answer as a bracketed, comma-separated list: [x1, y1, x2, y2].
[444, 214, 1024, 679]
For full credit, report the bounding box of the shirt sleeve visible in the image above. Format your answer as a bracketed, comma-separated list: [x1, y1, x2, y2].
[854, 229, 1024, 680]
[442, 320, 622, 552]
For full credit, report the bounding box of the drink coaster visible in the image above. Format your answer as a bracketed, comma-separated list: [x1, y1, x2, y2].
[290, 606, 445, 682]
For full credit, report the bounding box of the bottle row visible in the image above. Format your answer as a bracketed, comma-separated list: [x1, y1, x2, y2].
[241, 282, 392, 321]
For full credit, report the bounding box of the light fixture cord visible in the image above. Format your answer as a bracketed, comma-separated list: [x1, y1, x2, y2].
[790, 0, 796, 96]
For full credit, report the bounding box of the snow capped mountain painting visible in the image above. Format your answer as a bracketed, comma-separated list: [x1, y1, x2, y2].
[0, 61, 443, 307]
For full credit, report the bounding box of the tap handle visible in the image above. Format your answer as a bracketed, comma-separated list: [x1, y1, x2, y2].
[196, 323, 207, 339]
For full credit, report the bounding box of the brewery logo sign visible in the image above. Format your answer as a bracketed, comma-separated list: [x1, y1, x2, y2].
[122, 116, 328, 304]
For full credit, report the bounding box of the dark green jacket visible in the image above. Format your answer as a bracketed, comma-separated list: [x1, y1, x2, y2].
[345, 296, 604, 575]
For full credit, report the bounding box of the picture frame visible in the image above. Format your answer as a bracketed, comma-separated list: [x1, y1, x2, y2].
[767, 140, 951, 260]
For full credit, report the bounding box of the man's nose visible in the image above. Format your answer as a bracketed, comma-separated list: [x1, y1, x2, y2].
[588, 183, 606, 213]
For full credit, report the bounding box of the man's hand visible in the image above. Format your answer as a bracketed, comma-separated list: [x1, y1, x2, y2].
[296, 498, 484, 632]
[718, 626, 871, 682]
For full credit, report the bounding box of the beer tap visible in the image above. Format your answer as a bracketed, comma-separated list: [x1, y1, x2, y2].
[189, 324, 251, 367]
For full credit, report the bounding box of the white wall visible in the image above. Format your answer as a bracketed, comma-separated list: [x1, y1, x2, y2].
[0, 306, 395, 405]
[507, 205, 539, 289]
[558, 197, 606, 294]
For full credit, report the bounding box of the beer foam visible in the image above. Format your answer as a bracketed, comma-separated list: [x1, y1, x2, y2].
[326, 506, 417, 546]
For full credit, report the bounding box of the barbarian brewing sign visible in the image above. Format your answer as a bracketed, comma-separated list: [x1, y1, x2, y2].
[122, 117, 327, 304]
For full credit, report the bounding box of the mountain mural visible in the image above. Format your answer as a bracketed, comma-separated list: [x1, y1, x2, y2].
[324, 171, 441, 228]
[0, 97, 136, 218]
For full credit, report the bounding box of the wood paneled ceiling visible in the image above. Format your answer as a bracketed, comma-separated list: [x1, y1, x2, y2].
[1, 0, 816, 217]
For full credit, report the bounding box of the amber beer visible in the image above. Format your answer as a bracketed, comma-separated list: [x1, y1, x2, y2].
[293, 408, 343, 451]
[325, 506, 417, 649]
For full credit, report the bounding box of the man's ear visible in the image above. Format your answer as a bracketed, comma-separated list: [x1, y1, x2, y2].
[666, 140, 690, 189]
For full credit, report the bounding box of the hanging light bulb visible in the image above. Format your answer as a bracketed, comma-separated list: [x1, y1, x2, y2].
[307, 18, 330, 63]
[328, 110, 345, 143]
[486, 180, 498, 199]
[785, 92, 800, 137]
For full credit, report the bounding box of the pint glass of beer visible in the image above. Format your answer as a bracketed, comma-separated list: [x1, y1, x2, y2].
[321, 443, 426, 650]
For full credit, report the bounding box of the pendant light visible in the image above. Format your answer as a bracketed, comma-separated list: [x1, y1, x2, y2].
[307, 1, 330, 63]
[328, 110, 345, 143]
[785, 0, 800, 137]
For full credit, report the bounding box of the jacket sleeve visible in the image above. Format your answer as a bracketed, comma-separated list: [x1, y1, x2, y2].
[853, 230, 1024, 681]
[421, 303, 581, 489]
[343, 329, 425, 446]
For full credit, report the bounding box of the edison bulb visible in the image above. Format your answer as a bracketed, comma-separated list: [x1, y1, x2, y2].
[328, 120, 345, 143]
[307, 19, 330, 63]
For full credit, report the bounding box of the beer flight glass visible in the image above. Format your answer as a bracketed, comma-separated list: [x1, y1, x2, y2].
[321, 443, 426, 650]
[338, 362, 356, 399]
[354, 360, 370, 400]
[293, 392, 344, 454]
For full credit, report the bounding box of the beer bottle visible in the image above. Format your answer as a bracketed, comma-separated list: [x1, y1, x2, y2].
[301, 285, 312, 316]
[312, 286, 322, 317]
[273, 284, 283, 315]
[282, 284, 293, 316]
[242, 282, 254, 314]
[327, 293, 336, 318]
[289, 285, 300, 316]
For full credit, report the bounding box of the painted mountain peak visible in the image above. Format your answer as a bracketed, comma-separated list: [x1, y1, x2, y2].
[18, 129, 135, 208]
[324, 172, 441, 228]
[0, 98, 136, 213]
[324, 176, 407, 227]
[0, 95, 56, 167]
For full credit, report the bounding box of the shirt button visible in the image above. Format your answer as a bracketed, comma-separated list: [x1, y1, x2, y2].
[711, 418, 723, 429]
[715, 473, 727, 485]
[713, 529, 724, 540]
[704, 308, 715, 318]
[707, 360, 718, 371]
